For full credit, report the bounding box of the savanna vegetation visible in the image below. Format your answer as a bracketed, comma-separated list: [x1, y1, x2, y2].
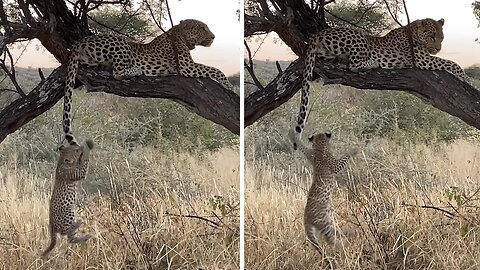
[245, 61, 480, 269]
[0, 67, 240, 269]
[244, 0, 480, 268]
[0, 0, 240, 268]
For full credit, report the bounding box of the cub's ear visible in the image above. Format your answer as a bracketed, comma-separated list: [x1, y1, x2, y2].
[325, 133, 332, 138]
[308, 136, 314, 142]
[437, 18, 445, 26]
[57, 145, 65, 151]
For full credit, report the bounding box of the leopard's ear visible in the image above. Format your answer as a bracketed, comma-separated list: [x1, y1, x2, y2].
[308, 136, 314, 142]
[437, 18, 445, 26]
[325, 133, 332, 138]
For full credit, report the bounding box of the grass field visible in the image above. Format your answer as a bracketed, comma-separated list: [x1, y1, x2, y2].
[0, 89, 240, 269]
[245, 137, 480, 269]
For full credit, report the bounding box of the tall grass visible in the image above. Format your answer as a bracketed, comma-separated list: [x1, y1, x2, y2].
[244, 76, 480, 269]
[245, 134, 480, 269]
[0, 91, 239, 269]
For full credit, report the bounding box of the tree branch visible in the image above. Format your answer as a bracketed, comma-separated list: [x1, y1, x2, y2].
[245, 0, 327, 56]
[245, 59, 480, 129]
[244, 40, 264, 90]
[0, 65, 239, 144]
[0, 47, 26, 97]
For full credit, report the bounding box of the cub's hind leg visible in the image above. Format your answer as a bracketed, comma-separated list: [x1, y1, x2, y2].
[305, 223, 321, 251]
[66, 219, 91, 244]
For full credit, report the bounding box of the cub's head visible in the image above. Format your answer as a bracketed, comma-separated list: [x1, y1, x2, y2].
[308, 132, 332, 149]
[57, 140, 94, 169]
[174, 19, 215, 49]
[410, 18, 444, 54]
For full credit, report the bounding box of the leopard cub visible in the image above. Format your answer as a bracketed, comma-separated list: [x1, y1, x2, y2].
[42, 140, 94, 257]
[290, 131, 357, 249]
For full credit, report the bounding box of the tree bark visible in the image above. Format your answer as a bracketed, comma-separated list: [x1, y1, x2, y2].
[0, 0, 240, 144]
[244, 0, 480, 131]
[0, 66, 239, 144]
[245, 59, 480, 129]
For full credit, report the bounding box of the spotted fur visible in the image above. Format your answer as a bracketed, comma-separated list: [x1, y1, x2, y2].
[63, 19, 234, 145]
[42, 140, 94, 257]
[294, 18, 474, 146]
[290, 131, 357, 249]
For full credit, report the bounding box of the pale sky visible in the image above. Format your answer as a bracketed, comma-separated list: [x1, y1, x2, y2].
[249, 0, 480, 68]
[9, 0, 241, 76]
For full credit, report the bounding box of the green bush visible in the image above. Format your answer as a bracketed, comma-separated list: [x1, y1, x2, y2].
[356, 91, 476, 144]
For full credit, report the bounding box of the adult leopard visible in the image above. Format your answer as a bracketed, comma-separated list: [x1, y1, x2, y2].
[293, 18, 474, 148]
[63, 19, 234, 145]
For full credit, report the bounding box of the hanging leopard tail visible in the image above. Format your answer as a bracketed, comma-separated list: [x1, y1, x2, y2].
[294, 39, 317, 150]
[63, 47, 80, 146]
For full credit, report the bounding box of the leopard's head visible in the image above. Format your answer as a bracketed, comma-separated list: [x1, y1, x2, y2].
[410, 18, 444, 55]
[308, 132, 332, 150]
[174, 19, 215, 49]
[57, 140, 94, 170]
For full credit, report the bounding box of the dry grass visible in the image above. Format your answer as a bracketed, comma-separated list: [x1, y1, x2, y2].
[0, 138, 239, 269]
[245, 138, 480, 269]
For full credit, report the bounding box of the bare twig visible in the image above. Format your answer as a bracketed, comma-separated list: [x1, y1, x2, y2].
[0, 88, 20, 94]
[211, 211, 238, 235]
[87, 14, 129, 36]
[383, 0, 402, 26]
[352, 1, 378, 26]
[401, 202, 455, 218]
[324, 9, 369, 31]
[165, 0, 174, 28]
[116, 7, 142, 33]
[0, 48, 26, 97]
[462, 187, 480, 206]
[38, 68, 45, 82]
[275, 61, 282, 73]
[165, 211, 220, 228]
[144, 0, 164, 32]
[244, 40, 264, 90]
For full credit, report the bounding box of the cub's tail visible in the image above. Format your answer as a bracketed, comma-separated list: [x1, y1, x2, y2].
[42, 225, 57, 257]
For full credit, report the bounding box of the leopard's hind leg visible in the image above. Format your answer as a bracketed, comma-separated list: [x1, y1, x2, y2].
[66, 219, 91, 244]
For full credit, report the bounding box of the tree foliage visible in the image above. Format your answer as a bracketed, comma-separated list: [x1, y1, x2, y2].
[474, 1, 480, 23]
[474, 1, 480, 41]
[325, 0, 394, 33]
[89, 6, 156, 40]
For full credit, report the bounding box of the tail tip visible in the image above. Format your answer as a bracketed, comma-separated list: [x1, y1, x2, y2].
[85, 139, 94, 150]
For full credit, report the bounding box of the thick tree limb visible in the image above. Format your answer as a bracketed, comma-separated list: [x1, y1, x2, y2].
[0, 66, 239, 143]
[245, 0, 328, 55]
[245, 0, 480, 132]
[245, 59, 480, 129]
[78, 67, 240, 134]
[0, 0, 240, 145]
[0, 68, 65, 143]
